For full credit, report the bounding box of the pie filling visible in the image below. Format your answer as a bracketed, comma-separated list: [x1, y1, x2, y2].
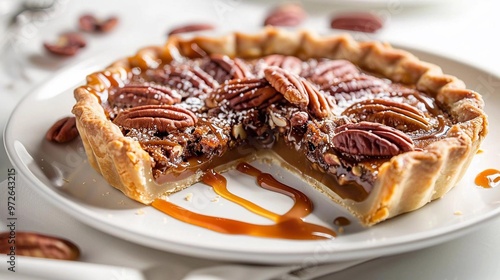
[90, 53, 453, 203]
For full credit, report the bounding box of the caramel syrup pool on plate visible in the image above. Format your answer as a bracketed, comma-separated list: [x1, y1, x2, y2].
[475, 169, 500, 188]
[152, 162, 336, 240]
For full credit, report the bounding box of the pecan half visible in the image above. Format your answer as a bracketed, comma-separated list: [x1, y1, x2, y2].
[168, 23, 215, 36]
[113, 105, 198, 133]
[342, 99, 431, 131]
[264, 66, 309, 107]
[320, 74, 385, 95]
[208, 78, 282, 110]
[320, 74, 389, 105]
[0, 231, 80, 260]
[43, 32, 86, 56]
[302, 78, 332, 119]
[79, 14, 119, 33]
[330, 12, 384, 33]
[148, 65, 218, 98]
[333, 122, 414, 157]
[262, 54, 303, 75]
[307, 59, 359, 85]
[264, 66, 331, 118]
[108, 84, 182, 108]
[264, 3, 307, 27]
[209, 54, 253, 80]
[46, 116, 79, 143]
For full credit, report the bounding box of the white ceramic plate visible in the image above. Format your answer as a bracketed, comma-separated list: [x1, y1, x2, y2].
[4, 48, 500, 264]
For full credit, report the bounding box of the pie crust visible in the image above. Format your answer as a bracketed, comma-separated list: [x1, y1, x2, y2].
[72, 27, 488, 226]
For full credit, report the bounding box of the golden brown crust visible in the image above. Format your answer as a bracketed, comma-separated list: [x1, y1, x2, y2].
[72, 27, 487, 226]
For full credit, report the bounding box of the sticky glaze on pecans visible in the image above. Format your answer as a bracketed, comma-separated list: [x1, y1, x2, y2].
[333, 122, 414, 157]
[113, 105, 198, 133]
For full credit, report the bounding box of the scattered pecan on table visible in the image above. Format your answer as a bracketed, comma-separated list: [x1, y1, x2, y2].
[0, 231, 80, 260]
[167, 23, 215, 36]
[330, 12, 384, 33]
[79, 13, 119, 33]
[263, 3, 307, 27]
[43, 32, 86, 56]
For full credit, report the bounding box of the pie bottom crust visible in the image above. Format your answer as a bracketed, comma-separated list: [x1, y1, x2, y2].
[72, 27, 487, 226]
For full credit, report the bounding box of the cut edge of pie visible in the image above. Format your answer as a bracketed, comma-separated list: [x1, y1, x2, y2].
[72, 27, 488, 226]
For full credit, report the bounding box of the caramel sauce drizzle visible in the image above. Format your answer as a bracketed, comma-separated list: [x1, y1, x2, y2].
[152, 162, 336, 240]
[475, 169, 500, 189]
[413, 115, 449, 141]
[396, 91, 450, 141]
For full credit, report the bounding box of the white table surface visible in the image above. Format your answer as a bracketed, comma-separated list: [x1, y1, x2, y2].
[1, 0, 500, 279]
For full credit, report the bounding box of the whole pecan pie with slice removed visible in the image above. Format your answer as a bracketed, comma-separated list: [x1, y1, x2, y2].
[72, 27, 487, 226]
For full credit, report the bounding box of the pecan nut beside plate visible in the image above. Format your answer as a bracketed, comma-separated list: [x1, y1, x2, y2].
[79, 14, 119, 33]
[264, 3, 307, 27]
[168, 23, 215, 36]
[43, 32, 86, 56]
[0, 231, 80, 260]
[330, 12, 384, 33]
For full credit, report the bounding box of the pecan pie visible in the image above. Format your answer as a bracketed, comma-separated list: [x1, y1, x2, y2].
[72, 27, 487, 226]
